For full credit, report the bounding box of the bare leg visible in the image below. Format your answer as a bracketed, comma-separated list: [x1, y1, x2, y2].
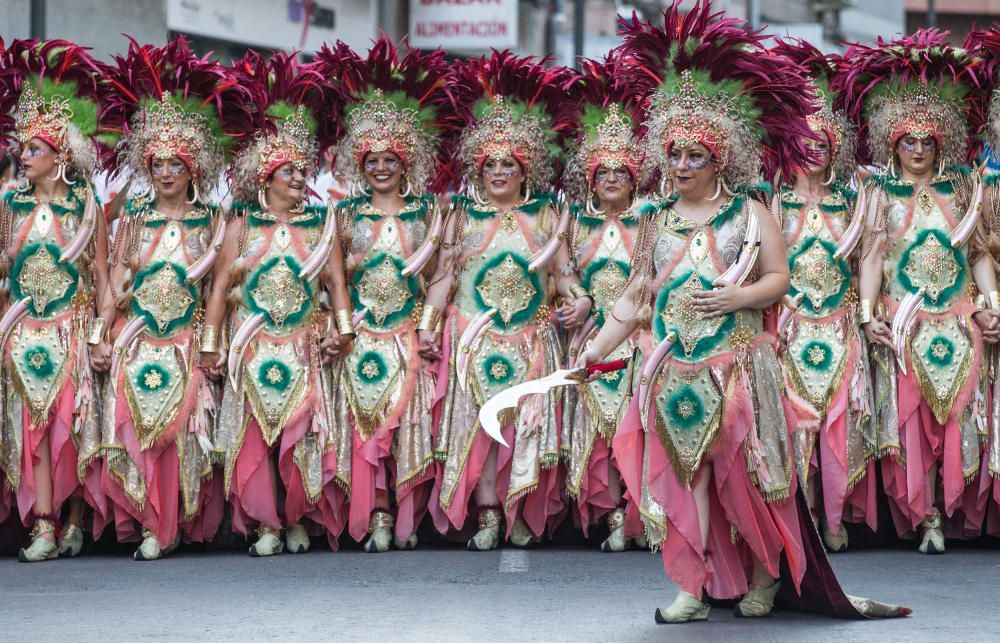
[750, 555, 777, 588]
[692, 466, 711, 552]
[919, 464, 944, 554]
[66, 495, 84, 527]
[607, 458, 623, 505]
[468, 442, 501, 551]
[654, 467, 714, 623]
[473, 441, 499, 506]
[32, 435, 56, 543]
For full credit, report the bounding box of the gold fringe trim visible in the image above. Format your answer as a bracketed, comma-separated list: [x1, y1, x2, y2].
[911, 340, 972, 426]
[343, 365, 401, 442]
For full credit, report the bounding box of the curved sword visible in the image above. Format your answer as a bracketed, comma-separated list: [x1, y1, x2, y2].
[478, 357, 631, 447]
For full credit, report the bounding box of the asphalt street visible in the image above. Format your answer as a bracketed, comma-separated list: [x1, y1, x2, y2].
[1, 542, 997, 642]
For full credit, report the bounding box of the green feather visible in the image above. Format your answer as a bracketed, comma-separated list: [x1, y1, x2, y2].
[32, 75, 99, 137]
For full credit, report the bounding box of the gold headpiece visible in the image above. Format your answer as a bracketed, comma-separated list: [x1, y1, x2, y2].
[15, 86, 72, 152]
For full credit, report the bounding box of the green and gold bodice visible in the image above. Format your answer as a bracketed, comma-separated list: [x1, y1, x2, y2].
[874, 172, 972, 312]
[454, 194, 556, 335]
[4, 183, 96, 320]
[780, 185, 854, 318]
[649, 195, 761, 363]
[239, 203, 326, 337]
[341, 194, 432, 332]
[125, 197, 217, 338]
[572, 207, 638, 327]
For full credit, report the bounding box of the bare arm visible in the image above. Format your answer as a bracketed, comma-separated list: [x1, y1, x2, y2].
[198, 213, 240, 371]
[857, 184, 891, 347]
[691, 200, 789, 317]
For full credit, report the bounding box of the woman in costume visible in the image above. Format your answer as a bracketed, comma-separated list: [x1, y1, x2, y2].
[207, 52, 354, 556]
[314, 38, 450, 552]
[771, 40, 876, 553]
[561, 56, 646, 552]
[846, 31, 999, 553]
[95, 37, 244, 560]
[576, 4, 815, 620]
[958, 26, 1000, 537]
[424, 52, 589, 549]
[0, 40, 112, 561]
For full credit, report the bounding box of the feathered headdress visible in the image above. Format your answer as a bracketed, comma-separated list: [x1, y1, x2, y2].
[963, 27, 1000, 159]
[99, 36, 251, 198]
[838, 29, 981, 168]
[616, 1, 814, 190]
[451, 50, 572, 196]
[561, 54, 643, 203]
[772, 39, 857, 184]
[314, 36, 452, 196]
[0, 39, 109, 177]
[229, 50, 337, 202]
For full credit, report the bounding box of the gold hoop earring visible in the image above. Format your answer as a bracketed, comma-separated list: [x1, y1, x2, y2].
[400, 177, 412, 198]
[586, 189, 604, 217]
[291, 199, 305, 214]
[186, 182, 200, 205]
[888, 156, 896, 178]
[258, 186, 270, 211]
[708, 174, 722, 201]
[60, 162, 75, 186]
[471, 183, 488, 206]
[822, 167, 835, 186]
[937, 155, 945, 177]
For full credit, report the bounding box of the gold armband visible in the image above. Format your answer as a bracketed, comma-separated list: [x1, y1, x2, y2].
[335, 309, 356, 337]
[200, 325, 219, 354]
[976, 294, 986, 312]
[989, 291, 1000, 310]
[417, 304, 441, 332]
[87, 318, 106, 346]
[859, 299, 873, 325]
[569, 285, 590, 300]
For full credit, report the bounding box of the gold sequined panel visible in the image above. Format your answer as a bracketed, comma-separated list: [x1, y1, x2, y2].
[660, 273, 726, 357]
[249, 259, 309, 328]
[18, 244, 75, 317]
[122, 339, 187, 449]
[9, 323, 70, 425]
[784, 319, 848, 415]
[475, 254, 537, 325]
[132, 263, 195, 334]
[789, 239, 845, 311]
[909, 316, 972, 425]
[356, 256, 411, 326]
[653, 366, 722, 484]
[901, 233, 961, 304]
[244, 339, 308, 446]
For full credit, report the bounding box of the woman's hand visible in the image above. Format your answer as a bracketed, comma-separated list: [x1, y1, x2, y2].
[89, 340, 111, 372]
[691, 280, 745, 318]
[863, 318, 893, 348]
[198, 349, 227, 379]
[557, 297, 592, 329]
[320, 334, 354, 363]
[417, 330, 442, 362]
[973, 309, 1000, 344]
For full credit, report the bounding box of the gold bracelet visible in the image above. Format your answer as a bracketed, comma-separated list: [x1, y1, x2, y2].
[859, 298, 873, 325]
[335, 309, 356, 337]
[87, 318, 106, 346]
[976, 294, 986, 312]
[569, 285, 590, 300]
[200, 325, 219, 354]
[990, 291, 1000, 310]
[417, 304, 441, 332]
